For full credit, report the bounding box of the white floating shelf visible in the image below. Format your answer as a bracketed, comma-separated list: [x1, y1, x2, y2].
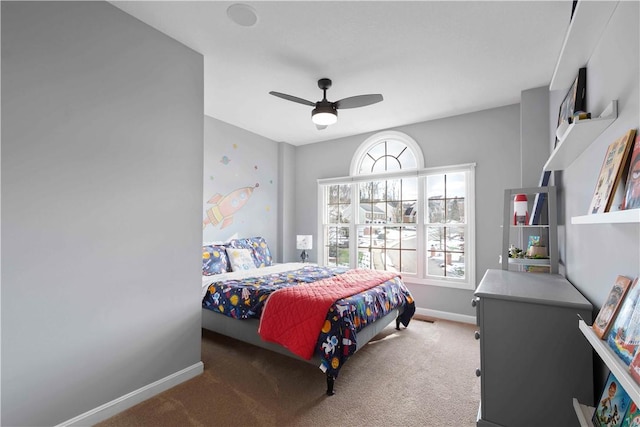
[544, 101, 618, 172]
[572, 398, 594, 427]
[578, 319, 640, 406]
[550, 1, 620, 90]
[572, 209, 640, 225]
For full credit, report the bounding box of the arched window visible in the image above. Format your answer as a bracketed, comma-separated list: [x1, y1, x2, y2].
[350, 131, 423, 175]
[318, 131, 475, 290]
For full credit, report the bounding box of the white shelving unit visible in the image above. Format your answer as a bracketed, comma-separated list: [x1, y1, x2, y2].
[502, 187, 558, 274]
[544, 100, 618, 172]
[550, 1, 620, 91]
[577, 319, 640, 418]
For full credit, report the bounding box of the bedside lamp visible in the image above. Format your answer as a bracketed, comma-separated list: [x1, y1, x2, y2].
[296, 235, 312, 263]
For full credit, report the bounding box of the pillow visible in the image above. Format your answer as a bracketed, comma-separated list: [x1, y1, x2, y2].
[247, 236, 273, 267]
[202, 245, 230, 276]
[228, 237, 273, 268]
[226, 248, 256, 272]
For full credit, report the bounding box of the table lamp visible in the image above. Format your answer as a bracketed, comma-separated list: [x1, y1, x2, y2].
[296, 235, 312, 263]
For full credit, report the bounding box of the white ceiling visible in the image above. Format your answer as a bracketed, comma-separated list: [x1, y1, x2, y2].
[111, 1, 572, 146]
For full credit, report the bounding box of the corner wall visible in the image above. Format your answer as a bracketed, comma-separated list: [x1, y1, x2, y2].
[1, 2, 204, 425]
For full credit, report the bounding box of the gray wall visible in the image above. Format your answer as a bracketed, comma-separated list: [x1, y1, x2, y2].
[1, 2, 204, 426]
[295, 104, 537, 317]
[202, 116, 280, 256]
[559, 1, 639, 310]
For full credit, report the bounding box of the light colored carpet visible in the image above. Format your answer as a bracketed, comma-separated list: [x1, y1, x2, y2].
[97, 319, 480, 427]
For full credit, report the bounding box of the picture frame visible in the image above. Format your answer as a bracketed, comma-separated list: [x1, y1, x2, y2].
[556, 67, 586, 145]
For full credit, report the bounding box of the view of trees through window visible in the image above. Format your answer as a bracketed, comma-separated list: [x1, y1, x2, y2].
[320, 133, 474, 288]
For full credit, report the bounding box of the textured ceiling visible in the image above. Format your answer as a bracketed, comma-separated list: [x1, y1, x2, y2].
[111, 1, 572, 145]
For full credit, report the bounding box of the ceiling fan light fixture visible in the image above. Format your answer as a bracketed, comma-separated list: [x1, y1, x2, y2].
[312, 106, 337, 126]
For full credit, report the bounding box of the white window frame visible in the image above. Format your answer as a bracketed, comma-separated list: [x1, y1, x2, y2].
[317, 131, 476, 290]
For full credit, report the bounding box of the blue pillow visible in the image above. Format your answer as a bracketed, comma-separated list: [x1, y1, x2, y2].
[202, 245, 230, 276]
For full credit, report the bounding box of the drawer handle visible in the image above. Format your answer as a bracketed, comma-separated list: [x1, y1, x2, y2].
[471, 298, 478, 307]
[474, 331, 480, 340]
[475, 369, 481, 377]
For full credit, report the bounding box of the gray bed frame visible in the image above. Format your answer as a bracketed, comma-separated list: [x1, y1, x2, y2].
[201, 306, 402, 395]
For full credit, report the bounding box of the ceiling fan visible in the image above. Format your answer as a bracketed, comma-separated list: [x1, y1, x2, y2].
[269, 78, 383, 130]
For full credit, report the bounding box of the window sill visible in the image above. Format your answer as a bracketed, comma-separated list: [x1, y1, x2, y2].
[402, 276, 475, 290]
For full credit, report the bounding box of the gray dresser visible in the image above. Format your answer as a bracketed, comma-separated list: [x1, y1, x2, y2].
[474, 269, 593, 427]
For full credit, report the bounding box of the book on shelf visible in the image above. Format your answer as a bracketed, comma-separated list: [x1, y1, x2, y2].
[621, 400, 640, 427]
[593, 275, 633, 339]
[629, 349, 640, 386]
[608, 277, 640, 365]
[529, 171, 551, 226]
[588, 129, 637, 214]
[593, 372, 633, 427]
[623, 135, 640, 210]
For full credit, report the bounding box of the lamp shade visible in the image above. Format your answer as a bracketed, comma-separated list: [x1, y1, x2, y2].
[311, 106, 337, 125]
[296, 235, 313, 250]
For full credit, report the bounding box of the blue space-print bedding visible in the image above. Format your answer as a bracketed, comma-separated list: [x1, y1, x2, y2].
[202, 264, 415, 377]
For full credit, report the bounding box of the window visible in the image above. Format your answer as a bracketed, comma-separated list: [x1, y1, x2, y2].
[319, 131, 475, 290]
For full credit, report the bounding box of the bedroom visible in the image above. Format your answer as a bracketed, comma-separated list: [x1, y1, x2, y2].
[2, 1, 639, 426]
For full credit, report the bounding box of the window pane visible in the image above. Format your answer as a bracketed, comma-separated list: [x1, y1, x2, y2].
[403, 202, 417, 223]
[427, 199, 445, 223]
[368, 141, 387, 159]
[328, 205, 340, 223]
[359, 156, 375, 174]
[446, 172, 466, 198]
[426, 226, 445, 251]
[446, 226, 465, 252]
[401, 250, 417, 274]
[339, 184, 351, 203]
[427, 175, 445, 198]
[446, 198, 465, 223]
[427, 251, 445, 277]
[328, 185, 340, 204]
[325, 226, 349, 267]
[357, 248, 373, 269]
[386, 179, 402, 201]
[398, 149, 417, 170]
[403, 178, 418, 200]
[359, 182, 373, 203]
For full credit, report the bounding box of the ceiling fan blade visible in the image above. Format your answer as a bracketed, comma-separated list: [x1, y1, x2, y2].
[269, 91, 316, 107]
[315, 124, 328, 130]
[335, 94, 383, 109]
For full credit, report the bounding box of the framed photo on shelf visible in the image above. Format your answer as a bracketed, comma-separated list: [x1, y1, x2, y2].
[623, 135, 640, 210]
[556, 67, 586, 146]
[592, 275, 632, 339]
[588, 129, 637, 214]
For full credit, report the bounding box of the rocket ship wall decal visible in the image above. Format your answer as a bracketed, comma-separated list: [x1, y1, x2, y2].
[203, 183, 259, 229]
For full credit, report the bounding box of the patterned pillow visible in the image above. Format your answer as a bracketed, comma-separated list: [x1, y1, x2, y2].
[202, 245, 230, 276]
[229, 237, 273, 268]
[247, 236, 273, 267]
[226, 248, 256, 272]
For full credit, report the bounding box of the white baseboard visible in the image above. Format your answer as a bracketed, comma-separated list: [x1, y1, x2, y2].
[415, 307, 476, 325]
[56, 361, 204, 427]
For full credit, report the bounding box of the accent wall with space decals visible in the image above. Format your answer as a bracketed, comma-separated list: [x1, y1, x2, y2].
[203, 116, 278, 248]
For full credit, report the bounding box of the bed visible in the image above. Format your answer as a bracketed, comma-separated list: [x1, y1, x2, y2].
[200, 237, 416, 395]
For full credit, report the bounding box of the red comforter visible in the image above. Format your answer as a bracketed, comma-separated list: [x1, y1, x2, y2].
[258, 269, 399, 360]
